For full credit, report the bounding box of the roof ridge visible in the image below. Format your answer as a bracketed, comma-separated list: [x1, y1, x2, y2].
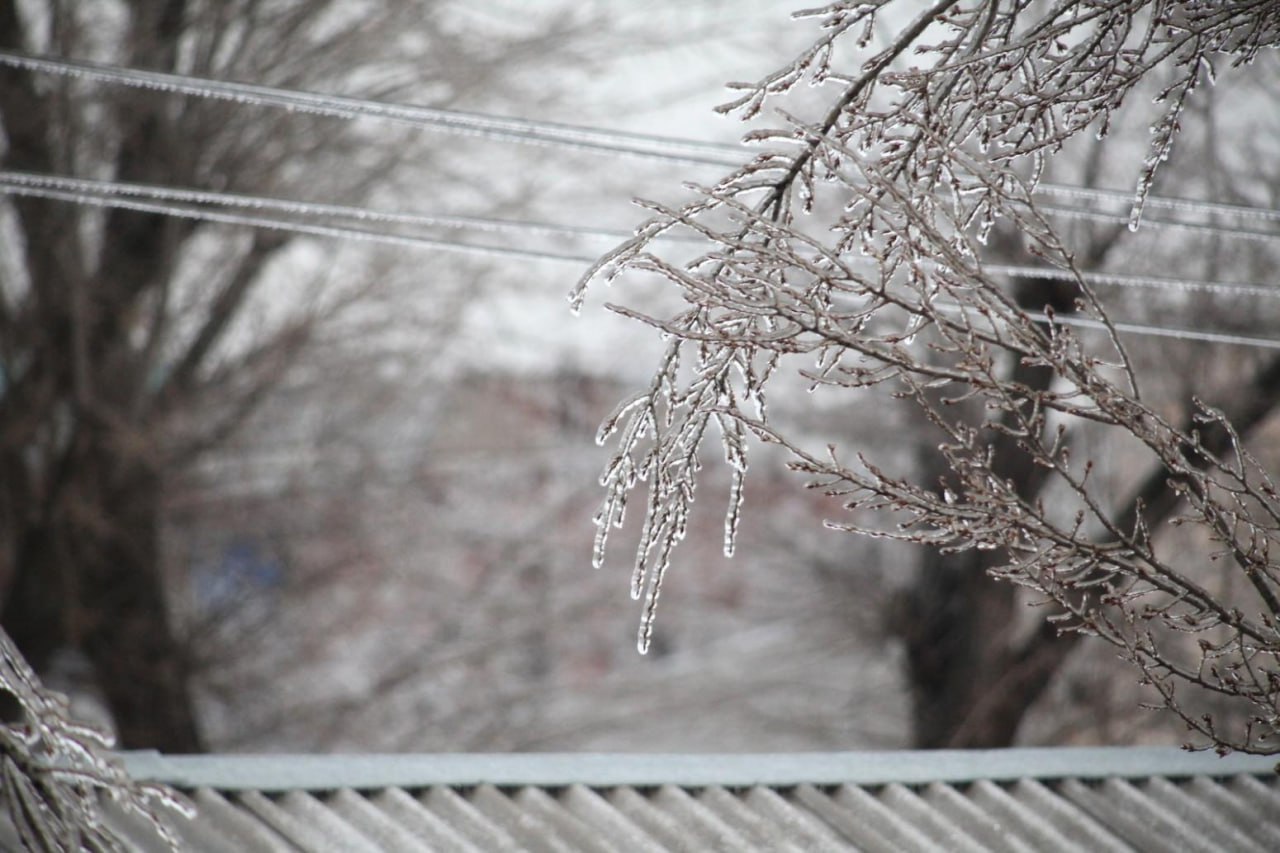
[120, 747, 1278, 792]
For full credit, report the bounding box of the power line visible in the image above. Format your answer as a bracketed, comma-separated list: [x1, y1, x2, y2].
[0, 50, 739, 169]
[0, 170, 679, 244]
[1038, 203, 1280, 246]
[6, 179, 1278, 352]
[7, 171, 1276, 266]
[1026, 311, 1280, 351]
[983, 264, 1280, 300]
[11, 182, 1266, 353]
[936, 301, 1280, 351]
[5, 171, 1277, 306]
[1035, 183, 1280, 226]
[4, 49, 1280, 230]
[0, 179, 597, 266]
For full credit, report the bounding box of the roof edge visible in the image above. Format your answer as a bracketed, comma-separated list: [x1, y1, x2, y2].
[120, 746, 1278, 792]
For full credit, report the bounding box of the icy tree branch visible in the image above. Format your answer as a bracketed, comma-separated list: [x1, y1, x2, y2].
[581, 0, 1280, 753]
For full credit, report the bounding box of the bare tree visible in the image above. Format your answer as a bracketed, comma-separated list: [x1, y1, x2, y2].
[579, 1, 1280, 754]
[0, 0, 587, 751]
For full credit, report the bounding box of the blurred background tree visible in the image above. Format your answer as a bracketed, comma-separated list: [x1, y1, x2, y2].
[0, 0, 592, 751]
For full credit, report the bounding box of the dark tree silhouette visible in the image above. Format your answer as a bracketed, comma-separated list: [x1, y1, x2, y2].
[0, 0, 582, 751]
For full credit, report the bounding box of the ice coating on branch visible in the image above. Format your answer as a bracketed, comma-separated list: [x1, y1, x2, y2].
[724, 467, 746, 557]
[721, 414, 749, 558]
[0, 628, 190, 850]
[596, 392, 649, 446]
[575, 3, 1280, 717]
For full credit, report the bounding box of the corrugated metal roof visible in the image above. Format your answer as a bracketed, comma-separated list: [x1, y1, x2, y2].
[26, 748, 1280, 851]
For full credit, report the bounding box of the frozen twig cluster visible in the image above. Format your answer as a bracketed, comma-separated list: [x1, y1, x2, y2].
[0, 628, 188, 851]
[577, 1, 1280, 753]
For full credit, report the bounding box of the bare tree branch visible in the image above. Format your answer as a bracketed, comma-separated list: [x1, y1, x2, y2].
[582, 1, 1280, 754]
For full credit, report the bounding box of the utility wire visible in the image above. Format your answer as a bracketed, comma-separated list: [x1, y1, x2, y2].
[4, 49, 1280, 229]
[1038, 203, 1280, 246]
[5, 171, 1279, 308]
[982, 264, 1280, 300]
[6, 179, 1278, 353]
[0, 170, 685, 243]
[936, 301, 1280, 350]
[1034, 183, 1280, 226]
[0, 50, 738, 169]
[0, 180, 598, 265]
[3, 170, 1278, 301]
[1025, 311, 1280, 351]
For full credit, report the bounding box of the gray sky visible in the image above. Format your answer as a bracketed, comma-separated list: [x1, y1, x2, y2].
[449, 2, 822, 376]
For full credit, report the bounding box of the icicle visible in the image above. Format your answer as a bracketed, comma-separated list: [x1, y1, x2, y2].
[724, 467, 746, 557]
[592, 508, 611, 569]
[631, 479, 663, 599]
[1128, 175, 1150, 232]
[637, 533, 676, 654]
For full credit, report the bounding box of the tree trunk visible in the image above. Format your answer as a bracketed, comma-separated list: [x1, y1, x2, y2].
[902, 547, 1016, 747]
[1, 437, 203, 752]
[0, 0, 203, 751]
[902, 467, 1077, 748]
[899, 243, 1280, 747]
[898, 269, 1083, 748]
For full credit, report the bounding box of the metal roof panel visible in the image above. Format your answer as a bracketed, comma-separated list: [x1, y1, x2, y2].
[367, 786, 484, 852]
[7, 748, 1277, 851]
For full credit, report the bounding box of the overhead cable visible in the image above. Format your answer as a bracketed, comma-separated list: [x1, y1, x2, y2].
[0, 50, 738, 169]
[8, 169, 1271, 252]
[1038, 203, 1280, 246]
[983, 264, 1279, 300]
[4, 171, 1277, 305]
[3, 49, 1280, 229]
[0, 170, 678, 243]
[1033, 184, 1280, 225]
[7, 180, 1279, 353]
[0, 179, 597, 265]
[935, 302, 1280, 351]
[1025, 311, 1280, 351]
